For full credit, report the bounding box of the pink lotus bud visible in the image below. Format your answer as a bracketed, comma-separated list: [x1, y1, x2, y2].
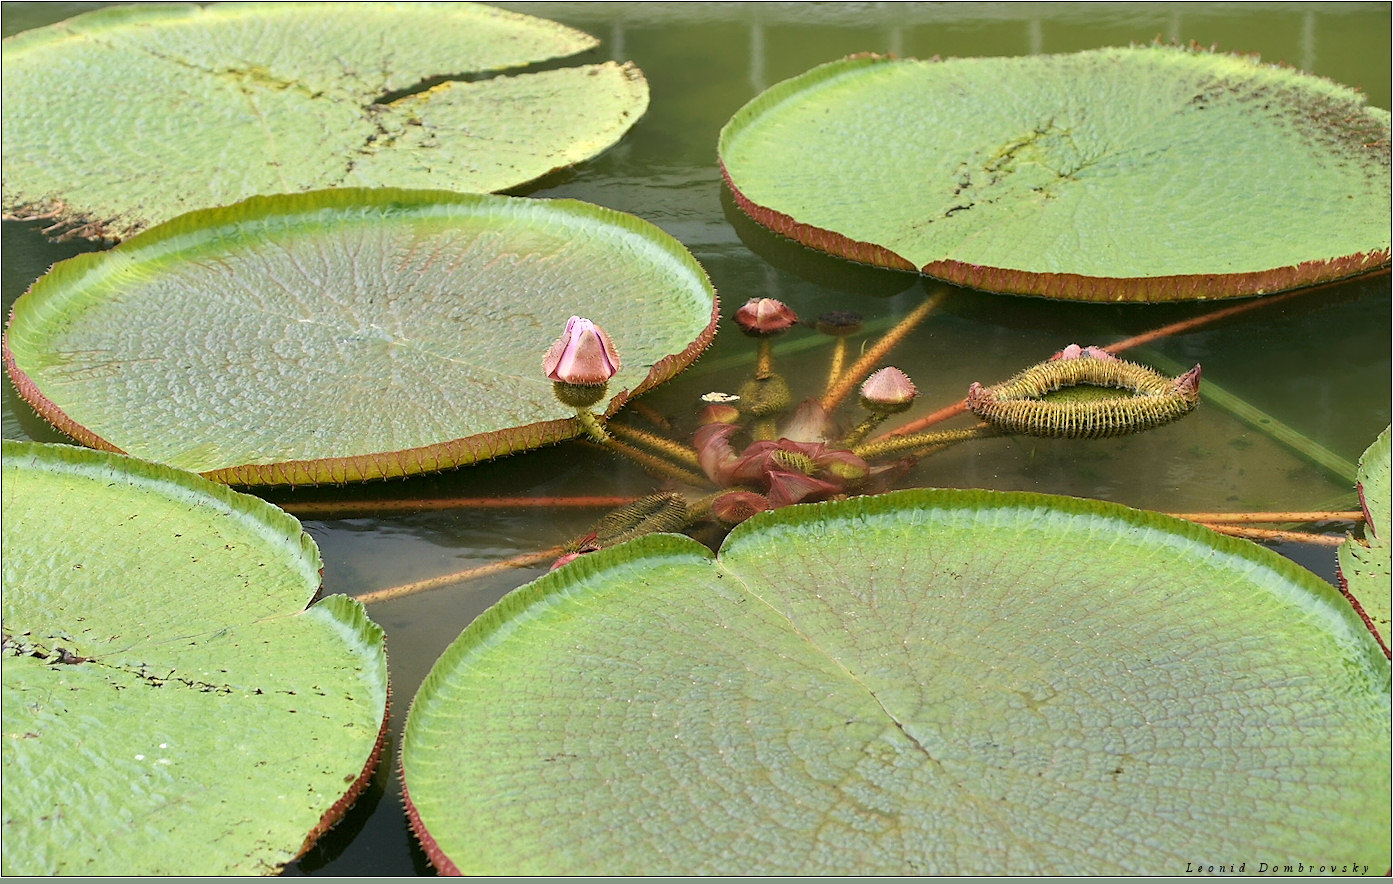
[860, 366, 917, 413]
[542, 316, 620, 386]
[734, 298, 798, 336]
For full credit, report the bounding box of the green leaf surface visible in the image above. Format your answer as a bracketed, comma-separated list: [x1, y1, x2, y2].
[2, 188, 719, 485]
[718, 46, 1392, 301]
[1340, 426, 1391, 649]
[1, 441, 389, 875]
[401, 489, 1390, 875]
[1, 2, 648, 241]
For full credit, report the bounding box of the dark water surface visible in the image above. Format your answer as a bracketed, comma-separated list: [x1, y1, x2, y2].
[2, 2, 1389, 876]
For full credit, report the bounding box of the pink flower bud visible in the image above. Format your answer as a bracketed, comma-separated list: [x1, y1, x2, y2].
[542, 316, 620, 386]
[734, 298, 798, 335]
[860, 366, 918, 413]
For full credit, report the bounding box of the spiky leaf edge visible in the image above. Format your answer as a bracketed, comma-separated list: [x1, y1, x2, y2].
[0, 1, 613, 242]
[3, 188, 720, 486]
[1, 440, 393, 867]
[717, 50, 1392, 302]
[398, 490, 1390, 873]
[1338, 425, 1392, 657]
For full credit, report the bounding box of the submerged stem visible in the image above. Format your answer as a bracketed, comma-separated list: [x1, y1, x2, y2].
[868, 276, 1372, 447]
[755, 338, 775, 379]
[1194, 524, 1347, 546]
[822, 291, 944, 412]
[592, 435, 709, 486]
[356, 546, 565, 604]
[825, 337, 848, 397]
[608, 422, 702, 468]
[281, 495, 641, 518]
[852, 424, 997, 460]
[1165, 510, 1363, 524]
[840, 412, 889, 448]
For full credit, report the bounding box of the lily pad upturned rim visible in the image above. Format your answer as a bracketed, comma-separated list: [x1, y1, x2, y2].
[3, 187, 721, 486]
[401, 487, 1389, 875]
[0, 440, 391, 874]
[1, 2, 648, 242]
[718, 48, 1393, 302]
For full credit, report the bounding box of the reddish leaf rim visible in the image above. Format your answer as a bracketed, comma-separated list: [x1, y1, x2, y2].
[717, 46, 1392, 303]
[721, 165, 1392, 303]
[3, 188, 721, 486]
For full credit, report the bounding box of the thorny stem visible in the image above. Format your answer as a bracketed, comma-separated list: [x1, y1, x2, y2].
[683, 491, 726, 522]
[608, 421, 702, 469]
[280, 495, 641, 518]
[870, 275, 1385, 445]
[821, 291, 945, 412]
[852, 424, 997, 460]
[1165, 510, 1363, 524]
[574, 408, 611, 443]
[588, 434, 709, 486]
[879, 400, 971, 439]
[755, 338, 775, 379]
[840, 412, 889, 448]
[825, 337, 848, 396]
[1195, 525, 1347, 546]
[1100, 274, 1386, 357]
[356, 546, 566, 604]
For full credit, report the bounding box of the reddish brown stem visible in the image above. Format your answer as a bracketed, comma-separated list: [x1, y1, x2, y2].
[821, 291, 944, 412]
[1196, 524, 1346, 545]
[356, 546, 566, 604]
[281, 496, 640, 518]
[872, 273, 1388, 443]
[1165, 511, 1362, 524]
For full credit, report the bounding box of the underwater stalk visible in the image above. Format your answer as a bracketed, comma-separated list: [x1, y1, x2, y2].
[357, 547, 566, 604]
[279, 495, 641, 518]
[822, 290, 944, 412]
[817, 311, 864, 397]
[608, 422, 702, 469]
[852, 424, 997, 460]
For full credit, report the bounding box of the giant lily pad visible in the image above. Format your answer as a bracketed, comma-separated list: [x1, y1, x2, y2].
[718, 46, 1392, 301]
[3, 188, 719, 485]
[1, 2, 649, 241]
[1340, 426, 1391, 652]
[402, 489, 1390, 875]
[1, 440, 389, 875]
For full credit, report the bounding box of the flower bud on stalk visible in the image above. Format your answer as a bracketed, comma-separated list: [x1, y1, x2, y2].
[543, 315, 621, 409]
[859, 366, 918, 415]
[735, 297, 797, 381]
[734, 298, 798, 336]
[843, 366, 918, 446]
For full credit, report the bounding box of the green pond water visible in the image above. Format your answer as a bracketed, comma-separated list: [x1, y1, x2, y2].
[2, 1, 1389, 875]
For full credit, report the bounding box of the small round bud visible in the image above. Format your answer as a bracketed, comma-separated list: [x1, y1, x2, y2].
[734, 298, 798, 336]
[859, 366, 918, 414]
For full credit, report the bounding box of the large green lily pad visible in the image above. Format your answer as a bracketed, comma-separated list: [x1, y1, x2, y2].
[1, 2, 648, 241]
[718, 46, 1392, 301]
[3, 188, 719, 485]
[401, 489, 1390, 875]
[1341, 426, 1391, 651]
[1, 441, 389, 875]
